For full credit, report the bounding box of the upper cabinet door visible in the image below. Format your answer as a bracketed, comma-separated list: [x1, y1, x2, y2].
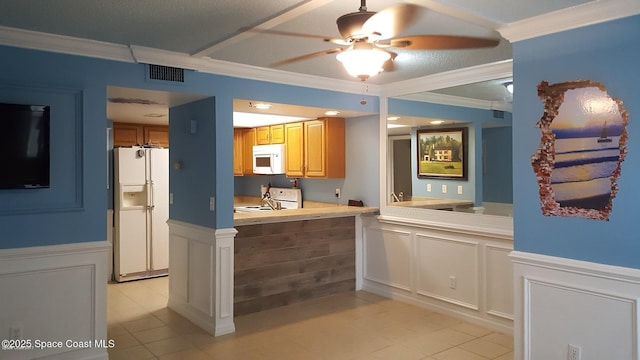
[256, 126, 271, 145]
[270, 124, 285, 144]
[144, 125, 169, 148]
[113, 123, 144, 147]
[256, 125, 285, 145]
[285, 122, 304, 177]
[242, 128, 256, 175]
[304, 120, 326, 178]
[233, 128, 244, 176]
[305, 118, 345, 178]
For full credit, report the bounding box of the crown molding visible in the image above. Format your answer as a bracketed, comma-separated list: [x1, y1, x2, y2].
[498, 0, 640, 42]
[383, 59, 513, 98]
[0, 25, 133, 62]
[398, 91, 512, 112]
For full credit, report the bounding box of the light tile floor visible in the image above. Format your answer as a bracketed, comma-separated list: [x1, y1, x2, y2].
[107, 277, 513, 360]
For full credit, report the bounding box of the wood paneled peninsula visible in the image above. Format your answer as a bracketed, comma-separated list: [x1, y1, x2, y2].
[233, 198, 377, 315]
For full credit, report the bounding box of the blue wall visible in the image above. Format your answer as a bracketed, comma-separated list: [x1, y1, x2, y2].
[0, 44, 380, 248]
[388, 98, 512, 206]
[512, 15, 640, 268]
[483, 126, 513, 203]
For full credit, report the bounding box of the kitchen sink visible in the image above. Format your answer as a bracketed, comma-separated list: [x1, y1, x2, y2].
[235, 205, 290, 213]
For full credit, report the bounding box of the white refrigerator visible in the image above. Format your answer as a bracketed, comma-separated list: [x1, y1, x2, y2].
[114, 147, 169, 282]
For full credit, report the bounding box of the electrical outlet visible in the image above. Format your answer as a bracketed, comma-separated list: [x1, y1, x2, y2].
[427, 184, 432, 192]
[449, 276, 457, 289]
[335, 188, 341, 198]
[442, 184, 447, 193]
[169, 193, 174, 205]
[457, 185, 463, 195]
[568, 344, 581, 360]
[209, 196, 215, 211]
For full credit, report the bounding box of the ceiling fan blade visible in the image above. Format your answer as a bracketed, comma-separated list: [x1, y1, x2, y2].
[388, 35, 500, 50]
[271, 48, 345, 67]
[382, 51, 397, 73]
[361, 4, 421, 40]
[239, 27, 347, 45]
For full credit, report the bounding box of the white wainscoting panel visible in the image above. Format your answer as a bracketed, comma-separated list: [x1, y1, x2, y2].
[363, 216, 513, 334]
[168, 234, 189, 304]
[416, 234, 479, 310]
[512, 251, 640, 360]
[0, 241, 110, 360]
[485, 245, 514, 320]
[364, 226, 412, 292]
[167, 220, 237, 337]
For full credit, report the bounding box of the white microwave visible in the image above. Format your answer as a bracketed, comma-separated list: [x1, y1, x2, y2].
[253, 144, 286, 175]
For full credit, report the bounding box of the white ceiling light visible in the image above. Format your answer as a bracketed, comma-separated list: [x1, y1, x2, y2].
[430, 120, 444, 125]
[387, 116, 400, 121]
[325, 110, 340, 116]
[250, 102, 272, 110]
[504, 82, 514, 94]
[336, 42, 391, 81]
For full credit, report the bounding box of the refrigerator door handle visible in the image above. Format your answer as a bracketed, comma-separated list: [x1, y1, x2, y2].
[148, 179, 155, 211]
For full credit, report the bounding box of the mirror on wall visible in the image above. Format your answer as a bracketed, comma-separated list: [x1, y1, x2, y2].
[385, 73, 514, 218]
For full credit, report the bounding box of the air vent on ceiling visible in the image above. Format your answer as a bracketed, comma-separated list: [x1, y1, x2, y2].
[147, 64, 185, 83]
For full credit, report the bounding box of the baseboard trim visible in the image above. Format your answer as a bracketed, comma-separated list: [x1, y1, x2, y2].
[363, 280, 513, 335]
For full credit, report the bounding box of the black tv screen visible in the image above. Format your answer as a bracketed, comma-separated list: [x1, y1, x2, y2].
[0, 103, 50, 189]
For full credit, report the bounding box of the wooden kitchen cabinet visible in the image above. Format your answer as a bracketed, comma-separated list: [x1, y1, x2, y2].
[113, 123, 143, 147]
[233, 128, 244, 176]
[113, 122, 169, 148]
[242, 128, 256, 175]
[143, 125, 169, 148]
[256, 124, 285, 145]
[233, 127, 257, 176]
[284, 122, 304, 177]
[285, 117, 345, 178]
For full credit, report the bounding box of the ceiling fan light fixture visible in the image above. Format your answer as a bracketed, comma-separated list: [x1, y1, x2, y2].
[336, 44, 390, 81]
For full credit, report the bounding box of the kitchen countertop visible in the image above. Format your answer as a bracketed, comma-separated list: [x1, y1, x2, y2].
[234, 196, 378, 225]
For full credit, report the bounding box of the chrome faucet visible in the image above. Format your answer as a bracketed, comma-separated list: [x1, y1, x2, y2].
[391, 191, 405, 202]
[261, 192, 281, 210]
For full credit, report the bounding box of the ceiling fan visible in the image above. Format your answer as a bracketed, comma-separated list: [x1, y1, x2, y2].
[243, 0, 501, 81]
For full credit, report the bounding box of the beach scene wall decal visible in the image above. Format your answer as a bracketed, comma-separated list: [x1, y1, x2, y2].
[531, 80, 629, 220]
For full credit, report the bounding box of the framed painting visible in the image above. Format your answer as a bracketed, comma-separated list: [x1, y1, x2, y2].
[416, 127, 467, 180]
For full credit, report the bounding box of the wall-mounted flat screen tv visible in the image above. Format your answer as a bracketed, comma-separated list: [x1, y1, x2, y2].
[0, 103, 50, 189]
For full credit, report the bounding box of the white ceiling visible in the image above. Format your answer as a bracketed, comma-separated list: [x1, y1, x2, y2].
[2, 0, 632, 85]
[2, 0, 638, 125]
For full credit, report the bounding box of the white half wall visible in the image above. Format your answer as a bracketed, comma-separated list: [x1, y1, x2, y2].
[512, 251, 640, 360]
[0, 241, 110, 360]
[363, 215, 514, 334]
[167, 220, 236, 337]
